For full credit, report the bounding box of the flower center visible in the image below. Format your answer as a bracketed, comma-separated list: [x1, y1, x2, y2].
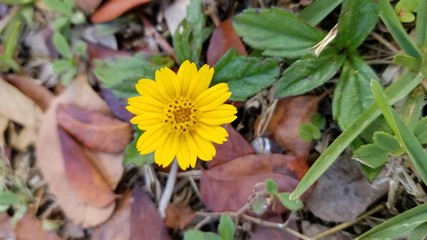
[164, 96, 198, 134]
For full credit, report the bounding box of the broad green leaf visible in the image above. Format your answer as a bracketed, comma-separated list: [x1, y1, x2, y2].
[290, 72, 423, 200]
[398, 86, 424, 128]
[299, 124, 321, 141]
[218, 215, 235, 240]
[335, 0, 378, 50]
[52, 32, 73, 59]
[43, 0, 72, 16]
[184, 230, 220, 240]
[393, 54, 421, 72]
[212, 49, 279, 101]
[61, 68, 77, 85]
[172, 0, 206, 65]
[275, 48, 344, 98]
[311, 113, 325, 129]
[123, 130, 154, 167]
[333, 55, 378, 129]
[233, 7, 325, 58]
[52, 59, 74, 74]
[413, 116, 427, 143]
[4, 18, 22, 58]
[299, 0, 342, 26]
[358, 203, 427, 238]
[379, 0, 421, 59]
[52, 17, 69, 30]
[0, 0, 34, 4]
[361, 164, 383, 181]
[275, 192, 304, 211]
[409, 222, 427, 240]
[20, 5, 34, 27]
[371, 80, 427, 185]
[353, 144, 389, 168]
[0, 191, 25, 205]
[94, 53, 173, 99]
[70, 10, 86, 25]
[416, 0, 427, 47]
[373, 131, 401, 154]
[265, 179, 279, 193]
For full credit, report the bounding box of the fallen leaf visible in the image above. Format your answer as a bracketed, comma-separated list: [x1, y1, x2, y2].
[36, 75, 123, 227]
[165, 201, 196, 230]
[90, 0, 152, 23]
[131, 186, 171, 240]
[257, 96, 322, 158]
[0, 117, 7, 145]
[301, 221, 354, 239]
[101, 88, 133, 122]
[207, 19, 247, 66]
[207, 124, 255, 168]
[76, 0, 102, 14]
[250, 216, 299, 240]
[201, 154, 305, 213]
[15, 212, 62, 240]
[87, 42, 130, 60]
[92, 192, 132, 240]
[163, 0, 189, 36]
[59, 128, 116, 208]
[57, 104, 132, 153]
[305, 152, 389, 222]
[5, 74, 54, 111]
[0, 213, 14, 239]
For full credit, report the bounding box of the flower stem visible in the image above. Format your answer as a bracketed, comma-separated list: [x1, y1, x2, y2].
[158, 159, 178, 218]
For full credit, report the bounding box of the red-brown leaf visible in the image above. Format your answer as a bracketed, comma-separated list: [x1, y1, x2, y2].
[76, 0, 102, 14]
[57, 104, 132, 153]
[90, 0, 152, 23]
[131, 187, 171, 240]
[15, 212, 62, 240]
[87, 42, 131, 60]
[201, 154, 304, 213]
[59, 127, 116, 208]
[207, 19, 247, 66]
[165, 202, 196, 230]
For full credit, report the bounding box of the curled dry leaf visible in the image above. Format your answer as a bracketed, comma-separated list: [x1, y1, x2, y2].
[58, 128, 116, 208]
[131, 187, 171, 240]
[5, 74, 54, 111]
[90, 0, 152, 23]
[165, 201, 196, 230]
[36, 76, 123, 227]
[207, 19, 248, 66]
[57, 104, 132, 153]
[15, 212, 62, 240]
[207, 124, 255, 168]
[201, 154, 304, 213]
[256, 96, 322, 158]
[76, 0, 102, 14]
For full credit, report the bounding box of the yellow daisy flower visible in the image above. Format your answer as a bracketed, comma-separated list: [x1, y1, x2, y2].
[126, 60, 237, 170]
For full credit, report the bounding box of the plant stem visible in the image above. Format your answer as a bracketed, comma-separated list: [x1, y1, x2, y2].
[158, 159, 178, 218]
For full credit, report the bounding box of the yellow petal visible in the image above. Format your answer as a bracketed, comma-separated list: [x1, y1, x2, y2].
[128, 95, 164, 109]
[192, 131, 216, 160]
[177, 60, 197, 96]
[183, 132, 199, 168]
[193, 83, 228, 107]
[126, 106, 143, 115]
[186, 64, 214, 100]
[199, 104, 237, 119]
[155, 68, 177, 99]
[199, 115, 237, 126]
[137, 125, 168, 154]
[127, 101, 164, 114]
[197, 91, 232, 112]
[176, 135, 190, 170]
[136, 79, 166, 103]
[195, 123, 228, 144]
[155, 133, 179, 167]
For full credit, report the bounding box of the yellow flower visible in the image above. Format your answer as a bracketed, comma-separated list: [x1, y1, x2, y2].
[126, 60, 237, 170]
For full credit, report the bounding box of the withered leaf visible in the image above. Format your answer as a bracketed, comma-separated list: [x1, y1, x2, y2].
[90, 0, 152, 23]
[57, 104, 132, 153]
[15, 212, 62, 240]
[165, 201, 196, 230]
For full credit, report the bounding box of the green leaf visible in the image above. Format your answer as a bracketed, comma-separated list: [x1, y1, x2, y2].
[212, 49, 279, 101]
[289, 71, 423, 200]
[393, 54, 421, 72]
[52, 32, 73, 59]
[409, 222, 427, 240]
[184, 230, 220, 240]
[299, 124, 321, 141]
[335, 0, 378, 50]
[358, 203, 427, 238]
[52, 59, 74, 74]
[218, 215, 235, 240]
[4, 17, 23, 58]
[379, 0, 421, 59]
[416, 0, 427, 47]
[43, 0, 72, 16]
[94, 53, 173, 99]
[60, 68, 77, 85]
[172, 0, 206, 65]
[0, 0, 34, 4]
[353, 144, 389, 168]
[373, 131, 401, 154]
[371, 80, 427, 185]
[20, 5, 34, 27]
[265, 179, 279, 193]
[398, 86, 425, 128]
[361, 164, 383, 181]
[233, 7, 325, 58]
[52, 17, 69, 30]
[333, 55, 378, 129]
[299, 0, 342, 26]
[414, 116, 427, 143]
[275, 192, 304, 211]
[311, 113, 325, 129]
[0, 191, 25, 205]
[123, 130, 154, 167]
[250, 195, 269, 215]
[275, 48, 344, 98]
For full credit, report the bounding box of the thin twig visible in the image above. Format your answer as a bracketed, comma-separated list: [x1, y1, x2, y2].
[158, 160, 179, 218]
[371, 32, 399, 54]
[311, 204, 385, 240]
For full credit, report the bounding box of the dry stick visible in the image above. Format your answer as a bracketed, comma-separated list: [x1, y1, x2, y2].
[311, 204, 385, 240]
[371, 32, 399, 54]
[158, 160, 179, 218]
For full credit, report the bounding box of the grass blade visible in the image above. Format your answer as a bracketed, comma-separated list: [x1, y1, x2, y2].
[299, 0, 342, 26]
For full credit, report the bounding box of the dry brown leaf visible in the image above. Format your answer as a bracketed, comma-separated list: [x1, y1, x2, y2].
[76, 0, 102, 14]
[207, 19, 247, 66]
[87, 42, 131, 59]
[165, 201, 196, 230]
[0, 79, 42, 151]
[131, 187, 171, 240]
[15, 212, 62, 240]
[90, 0, 152, 23]
[207, 124, 255, 168]
[36, 75, 123, 227]
[257, 96, 322, 158]
[0, 117, 8, 145]
[250, 216, 299, 240]
[92, 192, 132, 240]
[57, 104, 132, 153]
[201, 154, 303, 213]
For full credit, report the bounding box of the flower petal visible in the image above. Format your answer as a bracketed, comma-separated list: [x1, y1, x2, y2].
[136, 124, 168, 154]
[195, 123, 228, 144]
[186, 64, 214, 100]
[199, 115, 237, 126]
[194, 83, 228, 107]
[128, 96, 164, 109]
[192, 131, 216, 160]
[155, 133, 179, 167]
[156, 67, 177, 99]
[136, 79, 166, 103]
[177, 60, 197, 97]
[176, 135, 190, 170]
[199, 104, 237, 119]
[197, 91, 232, 112]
